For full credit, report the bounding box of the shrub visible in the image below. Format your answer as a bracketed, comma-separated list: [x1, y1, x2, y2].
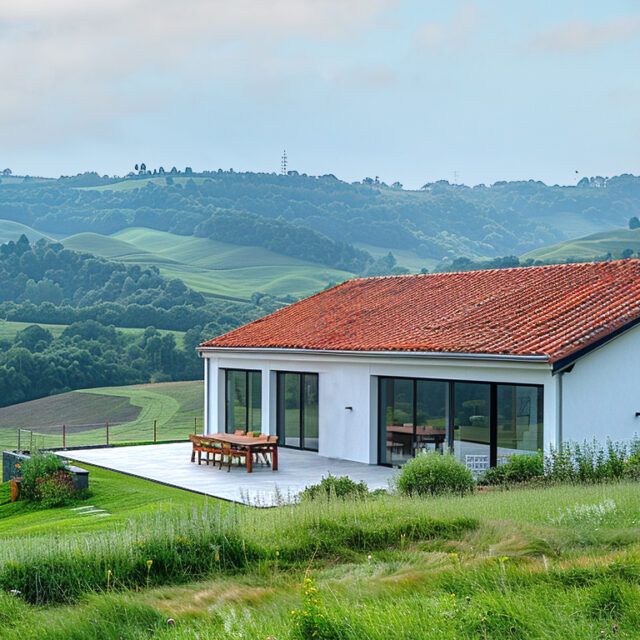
[396, 452, 475, 497]
[483, 453, 543, 485]
[19, 452, 67, 501]
[299, 474, 369, 501]
[38, 470, 76, 508]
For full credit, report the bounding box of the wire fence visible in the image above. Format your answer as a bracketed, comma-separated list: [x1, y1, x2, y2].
[2, 416, 202, 456]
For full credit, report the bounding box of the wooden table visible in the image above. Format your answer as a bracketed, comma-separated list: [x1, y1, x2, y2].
[201, 433, 278, 473]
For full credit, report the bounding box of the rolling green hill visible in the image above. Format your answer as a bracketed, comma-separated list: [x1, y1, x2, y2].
[0, 319, 184, 344]
[63, 228, 354, 301]
[0, 380, 202, 463]
[522, 227, 640, 263]
[0, 219, 53, 244]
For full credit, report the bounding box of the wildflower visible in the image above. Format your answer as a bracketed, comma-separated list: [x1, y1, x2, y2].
[465, 596, 471, 602]
[9, 589, 21, 596]
[167, 619, 175, 625]
[450, 593, 455, 598]
[147, 559, 153, 567]
[613, 625, 618, 634]
[367, 554, 372, 560]
[275, 551, 279, 557]
[449, 553, 458, 558]
[291, 610, 296, 615]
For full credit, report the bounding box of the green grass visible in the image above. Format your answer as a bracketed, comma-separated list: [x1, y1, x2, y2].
[0, 381, 202, 467]
[78, 176, 213, 192]
[523, 226, 640, 263]
[0, 219, 54, 245]
[0, 319, 184, 344]
[0, 463, 212, 537]
[62, 227, 354, 301]
[2, 478, 640, 637]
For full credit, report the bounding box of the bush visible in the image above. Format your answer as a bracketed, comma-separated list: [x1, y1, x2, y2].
[19, 452, 67, 501]
[38, 470, 76, 508]
[483, 453, 543, 485]
[396, 452, 475, 497]
[299, 474, 369, 501]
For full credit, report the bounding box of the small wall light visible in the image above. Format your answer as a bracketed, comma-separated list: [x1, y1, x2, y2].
[345, 406, 353, 411]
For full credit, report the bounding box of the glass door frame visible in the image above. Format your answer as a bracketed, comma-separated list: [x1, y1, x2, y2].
[276, 371, 319, 451]
[224, 368, 262, 434]
[378, 375, 543, 467]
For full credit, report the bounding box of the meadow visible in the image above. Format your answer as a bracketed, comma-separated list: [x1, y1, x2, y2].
[522, 226, 640, 263]
[62, 228, 354, 301]
[0, 381, 202, 467]
[1, 475, 640, 639]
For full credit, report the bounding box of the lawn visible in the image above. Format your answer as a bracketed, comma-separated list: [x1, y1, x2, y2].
[62, 227, 353, 301]
[0, 463, 213, 537]
[1, 477, 640, 638]
[0, 381, 202, 473]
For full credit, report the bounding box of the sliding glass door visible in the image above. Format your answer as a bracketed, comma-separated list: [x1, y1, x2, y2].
[379, 376, 543, 470]
[379, 378, 448, 466]
[277, 372, 319, 451]
[225, 369, 261, 434]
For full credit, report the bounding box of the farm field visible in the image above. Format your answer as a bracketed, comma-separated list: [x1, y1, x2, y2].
[1, 474, 640, 638]
[0, 319, 185, 344]
[63, 227, 354, 301]
[523, 226, 640, 263]
[0, 381, 203, 467]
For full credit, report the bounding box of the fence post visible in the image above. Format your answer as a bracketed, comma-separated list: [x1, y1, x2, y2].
[17, 428, 20, 451]
[194, 416, 197, 434]
[30, 430, 33, 453]
[106, 423, 109, 446]
[153, 419, 157, 443]
[62, 424, 66, 449]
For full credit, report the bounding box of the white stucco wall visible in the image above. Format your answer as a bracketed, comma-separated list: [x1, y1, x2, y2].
[200, 350, 554, 464]
[561, 324, 640, 444]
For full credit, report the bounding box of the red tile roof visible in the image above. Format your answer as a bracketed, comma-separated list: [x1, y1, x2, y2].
[199, 260, 640, 363]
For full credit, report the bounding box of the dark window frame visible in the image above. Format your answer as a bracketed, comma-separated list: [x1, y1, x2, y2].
[378, 375, 543, 467]
[276, 371, 319, 452]
[224, 368, 262, 434]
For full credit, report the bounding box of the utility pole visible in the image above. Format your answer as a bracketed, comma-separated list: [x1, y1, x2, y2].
[281, 150, 288, 175]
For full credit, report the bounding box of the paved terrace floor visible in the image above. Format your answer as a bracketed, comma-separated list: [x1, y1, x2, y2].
[59, 442, 397, 506]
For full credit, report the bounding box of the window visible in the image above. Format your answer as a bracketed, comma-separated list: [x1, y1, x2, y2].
[496, 384, 543, 458]
[225, 370, 261, 434]
[276, 372, 319, 451]
[378, 377, 543, 470]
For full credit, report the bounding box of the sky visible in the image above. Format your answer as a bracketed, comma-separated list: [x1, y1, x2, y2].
[1, 0, 639, 188]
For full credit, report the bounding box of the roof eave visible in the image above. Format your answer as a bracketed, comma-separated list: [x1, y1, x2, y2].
[196, 345, 551, 364]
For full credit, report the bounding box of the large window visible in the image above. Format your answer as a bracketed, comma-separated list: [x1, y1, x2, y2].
[225, 370, 261, 434]
[380, 378, 448, 466]
[277, 372, 319, 451]
[379, 377, 543, 471]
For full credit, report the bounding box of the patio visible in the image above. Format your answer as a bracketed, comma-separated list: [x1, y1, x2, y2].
[59, 442, 397, 506]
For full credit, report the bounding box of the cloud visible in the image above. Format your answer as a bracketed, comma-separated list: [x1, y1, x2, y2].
[0, 0, 399, 146]
[529, 17, 640, 53]
[413, 3, 481, 54]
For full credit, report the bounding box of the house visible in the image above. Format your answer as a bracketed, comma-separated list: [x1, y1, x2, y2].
[197, 260, 640, 470]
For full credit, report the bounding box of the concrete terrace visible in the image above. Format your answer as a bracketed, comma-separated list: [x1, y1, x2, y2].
[60, 442, 397, 506]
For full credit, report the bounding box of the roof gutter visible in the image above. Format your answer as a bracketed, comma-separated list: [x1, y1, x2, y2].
[196, 345, 550, 364]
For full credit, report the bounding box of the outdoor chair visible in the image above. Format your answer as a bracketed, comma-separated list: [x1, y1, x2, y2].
[234, 429, 245, 436]
[252, 435, 278, 466]
[218, 443, 248, 472]
[189, 435, 221, 466]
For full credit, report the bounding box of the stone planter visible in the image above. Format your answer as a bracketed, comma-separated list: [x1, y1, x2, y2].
[2, 450, 89, 490]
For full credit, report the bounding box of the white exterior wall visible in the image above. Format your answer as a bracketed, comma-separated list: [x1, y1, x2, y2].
[201, 350, 555, 464]
[561, 324, 640, 443]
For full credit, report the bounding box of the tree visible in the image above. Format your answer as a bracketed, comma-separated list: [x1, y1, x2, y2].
[622, 248, 634, 259]
[140, 163, 147, 172]
[2, 168, 11, 176]
[629, 216, 640, 230]
[134, 164, 139, 171]
[391, 181, 403, 190]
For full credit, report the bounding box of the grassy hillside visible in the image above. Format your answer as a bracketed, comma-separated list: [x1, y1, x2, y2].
[0, 320, 184, 344]
[63, 228, 354, 301]
[523, 226, 640, 262]
[0, 219, 53, 244]
[2, 476, 640, 638]
[0, 381, 202, 459]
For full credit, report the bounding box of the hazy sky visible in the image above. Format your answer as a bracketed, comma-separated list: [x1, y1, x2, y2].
[2, 0, 639, 188]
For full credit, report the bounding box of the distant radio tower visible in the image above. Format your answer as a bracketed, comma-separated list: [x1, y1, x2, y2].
[281, 150, 288, 175]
